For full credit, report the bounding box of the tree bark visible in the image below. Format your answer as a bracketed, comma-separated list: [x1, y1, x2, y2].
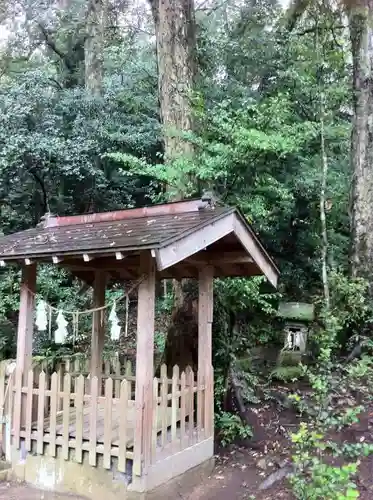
[349, 2, 373, 290]
[85, 0, 105, 94]
[149, 0, 198, 373]
[149, 0, 196, 176]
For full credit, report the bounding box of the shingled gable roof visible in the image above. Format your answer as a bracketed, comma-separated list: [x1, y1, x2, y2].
[0, 199, 279, 287]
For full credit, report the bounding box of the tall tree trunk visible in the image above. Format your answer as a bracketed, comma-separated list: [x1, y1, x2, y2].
[85, 0, 105, 94]
[149, 0, 197, 373]
[320, 90, 330, 309]
[149, 0, 196, 180]
[349, 2, 373, 289]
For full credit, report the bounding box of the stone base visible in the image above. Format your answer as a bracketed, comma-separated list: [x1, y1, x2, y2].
[9, 438, 214, 500]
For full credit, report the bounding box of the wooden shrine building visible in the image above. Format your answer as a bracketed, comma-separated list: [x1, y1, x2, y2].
[0, 197, 279, 498]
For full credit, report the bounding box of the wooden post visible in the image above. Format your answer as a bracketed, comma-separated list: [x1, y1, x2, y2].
[133, 253, 155, 476]
[16, 264, 36, 377]
[91, 271, 107, 384]
[198, 266, 214, 438]
[14, 264, 36, 435]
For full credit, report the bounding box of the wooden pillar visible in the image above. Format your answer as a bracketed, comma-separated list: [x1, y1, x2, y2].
[198, 266, 214, 438]
[91, 271, 107, 382]
[133, 253, 155, 476]
[16, 264, 37, 377]
[14, 263, 36, 440]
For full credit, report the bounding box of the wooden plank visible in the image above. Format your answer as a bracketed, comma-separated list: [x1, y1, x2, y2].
[151, 377, 158, 463]
[160, 364, 168, 448]
[118, 380, 128, 473]
[103, 378, 113, 469]
[89, 376, 99, 466]
[37, 371, 46, 455]
[171, 365, 179, 446]
[75, 375, 84, 463]
[62, 374, 71, 460]
[180, 371, 186, 448]
[24, 370, 34, 452]
[49, 372, 58, 457]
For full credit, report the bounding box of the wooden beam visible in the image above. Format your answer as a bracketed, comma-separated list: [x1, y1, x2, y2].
[155, 214, 235, 271]
[134, 252, 155, 475]
[187, 252, 254, 266]
[90, 271, 107, 381]
[233, 217, 278, 287]
[15, 264, 36, 429]
[16, 264, 37, 375]
[198, 266, 214, 438]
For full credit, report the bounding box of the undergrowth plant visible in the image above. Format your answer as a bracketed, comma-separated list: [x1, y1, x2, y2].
[289, 274, 373, 500]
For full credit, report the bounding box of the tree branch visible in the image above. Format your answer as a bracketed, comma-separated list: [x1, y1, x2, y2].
[37, 22, 73, 71]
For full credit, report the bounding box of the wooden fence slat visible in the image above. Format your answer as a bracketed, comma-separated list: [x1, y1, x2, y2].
[73, 359, 80, 405]
[171, 365, 179, 446]
[180, 371, 186, 448]
[118, 380, 128, 473]
[187, 368, 194, 445]
[151, 377, 158, 463]
[36, 371, 46, 455]
[24, 370, 34, 452]
[89, 376, 99, 466]
[125, 361, 132, 399]
[103, 377, 113, 469]
[75, 375, 84, 463]
[56, 364, 63, 412]
[62, 373, 71, 460]
[114, 358, 121, 398]
[49, 372, 58, 457]
[160, 364, 168, 448]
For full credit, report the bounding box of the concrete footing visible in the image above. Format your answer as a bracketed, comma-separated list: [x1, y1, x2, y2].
[9, 438, 215, 500]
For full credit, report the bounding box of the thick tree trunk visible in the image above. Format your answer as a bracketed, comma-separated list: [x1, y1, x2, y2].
[149, 0, 196, 173]
[149, 0, 198, 372]
[349, 2, 373, 288]
[85, 0, 105, 94]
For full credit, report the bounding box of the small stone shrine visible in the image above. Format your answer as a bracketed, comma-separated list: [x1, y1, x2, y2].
[278, 302, 315, 353]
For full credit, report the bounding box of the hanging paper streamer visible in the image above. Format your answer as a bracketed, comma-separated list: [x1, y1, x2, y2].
[35, 300, 48, 332]
[55, 310, 68, 344]
[109, 301, 121, 341]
